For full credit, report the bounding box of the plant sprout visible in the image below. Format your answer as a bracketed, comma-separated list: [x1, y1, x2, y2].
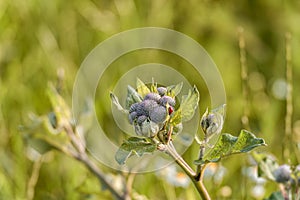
[111, 78, 266, 199]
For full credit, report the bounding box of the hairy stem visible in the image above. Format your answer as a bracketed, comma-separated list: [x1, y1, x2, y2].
[165, 141, 211, 200]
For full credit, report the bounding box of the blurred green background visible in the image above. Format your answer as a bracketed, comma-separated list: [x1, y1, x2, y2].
[1, 0, 300, 199]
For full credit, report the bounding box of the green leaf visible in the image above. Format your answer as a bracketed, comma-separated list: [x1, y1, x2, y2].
[125, 85, 143, 109]
[110, 92, 128, 114]
[194, 130, 266, 165]
[22, 113, 70, 154]
[166, 82, 183, 97]
[136, 78, 150, 98]
[115, 137, 157, 165]
[231, 130, 266, 153]
[171, 85, 199, 124]
[150, 78, 158, 93]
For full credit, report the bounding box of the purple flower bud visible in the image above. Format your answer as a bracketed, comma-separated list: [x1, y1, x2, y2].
[137, 115, 148, 125]
[273, 164, 291, 183]
[149, 105, 167, 123]
[129, 102, 140, 113]
[135, 103, 148, 116]
[128, 111, 137, 124]
[157, 87, 167, 96]
[159, 96, 176, 107]
[142, 100, 158, 113]
[144, 93, 161, 102]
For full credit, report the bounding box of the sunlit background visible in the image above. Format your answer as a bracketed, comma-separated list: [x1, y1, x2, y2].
[1, 0, 300, 199]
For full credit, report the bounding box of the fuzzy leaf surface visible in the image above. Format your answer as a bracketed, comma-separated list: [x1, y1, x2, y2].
[136, 78, 150, 98]
[195, 130, 266, 165]
[115, 137, 156, 165]
[166, 82, 183, 97]
[171, 86, 199, 125]
[125, 85, 142, 109]
[110, 92, 128, 114]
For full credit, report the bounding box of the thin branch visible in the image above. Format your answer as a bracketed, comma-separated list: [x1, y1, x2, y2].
[27, 155, 44, 200]
[165, 141, 211, 200]
[195, 143, 205, 181]
[166, 142, 195, 176]
[238, 27, 250, 130]
[123, 171, 136, 200]
[61, 122, 125, 199]
[284, 32, 293, 160]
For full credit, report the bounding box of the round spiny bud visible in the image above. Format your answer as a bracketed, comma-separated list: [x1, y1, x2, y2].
[273, 164, 291, 183]
[157, 87, 167, 96]
[128, 111, 137, 124]
[137, 115, 148, 125]
[129, 102, 140, 113]
[200, 111, 223, 138]
[135, 103, 148, 116]
[144, 93, 161, 102]
[149, 105, 167, 123]
[159, 96, 176, 107]
[142, 100, 158, 114]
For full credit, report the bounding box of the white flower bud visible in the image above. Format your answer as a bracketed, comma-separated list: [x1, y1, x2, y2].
[134, 120, 159, 137]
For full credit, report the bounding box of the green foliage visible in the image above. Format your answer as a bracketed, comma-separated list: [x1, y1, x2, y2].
[110, 92, 128, 114]
[125, 85, 143, 110]
[195, 130, 266, 165]
[171, 86, 200, 125]
[115, 137, 157, 165]
[136, 78, 151, 98]
[166, 82, 183, 98]
[1, 0, 300, 199]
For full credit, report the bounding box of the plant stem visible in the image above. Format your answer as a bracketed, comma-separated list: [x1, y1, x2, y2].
[284, 32, 293, 160]
[165, 141, 211, 200]
[62, 123, 126, 200]
[27, 155, 45, 200]
[76, 153, 125, 200]
[238, 27, 250, 130]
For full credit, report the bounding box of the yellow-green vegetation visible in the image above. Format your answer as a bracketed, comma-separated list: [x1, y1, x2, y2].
[1, 1, 300, 199]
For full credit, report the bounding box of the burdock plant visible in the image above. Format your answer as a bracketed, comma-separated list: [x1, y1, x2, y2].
[111, 78, 266, 200]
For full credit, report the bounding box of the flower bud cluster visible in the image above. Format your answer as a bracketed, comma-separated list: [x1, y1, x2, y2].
[273, 164, 291, 183]
[128, 87, 176, 137]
